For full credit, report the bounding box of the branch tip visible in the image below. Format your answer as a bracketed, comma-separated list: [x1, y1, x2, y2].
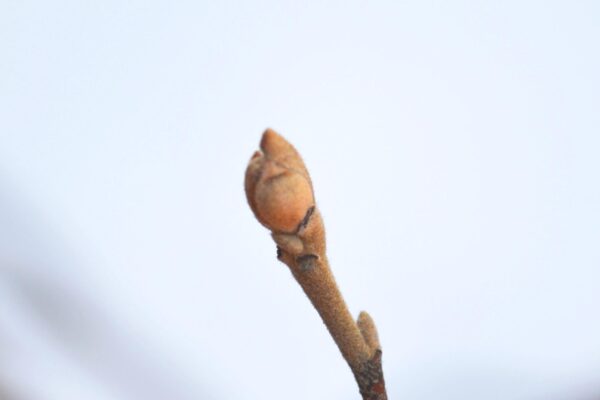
[245, 129, 388, 400]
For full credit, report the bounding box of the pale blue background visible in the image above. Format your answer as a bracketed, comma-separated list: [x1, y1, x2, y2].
[1, 1, 599, 399]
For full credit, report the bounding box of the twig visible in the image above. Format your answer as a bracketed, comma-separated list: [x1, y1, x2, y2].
[244, 129, 388, 400]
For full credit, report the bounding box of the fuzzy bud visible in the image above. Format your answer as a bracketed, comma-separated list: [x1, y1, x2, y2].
[245, 129, 315, 233]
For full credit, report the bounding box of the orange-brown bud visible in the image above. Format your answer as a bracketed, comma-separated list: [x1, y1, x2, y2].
[245, 129, 315, 233]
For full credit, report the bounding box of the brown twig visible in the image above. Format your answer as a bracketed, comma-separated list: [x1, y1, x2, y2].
[244, 128, 388, 400]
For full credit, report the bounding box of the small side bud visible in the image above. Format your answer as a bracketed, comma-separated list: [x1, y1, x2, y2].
[357, 311, 381, 353]
[272, 232, 304, 255]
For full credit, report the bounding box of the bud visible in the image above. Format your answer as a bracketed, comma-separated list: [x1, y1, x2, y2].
[245, 129, 314, 233]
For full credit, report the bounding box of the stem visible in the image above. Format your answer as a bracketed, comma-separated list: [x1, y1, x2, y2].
[276, 211, 388, 400]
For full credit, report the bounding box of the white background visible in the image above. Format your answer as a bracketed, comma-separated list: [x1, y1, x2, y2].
[1, 1, 599, 399]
